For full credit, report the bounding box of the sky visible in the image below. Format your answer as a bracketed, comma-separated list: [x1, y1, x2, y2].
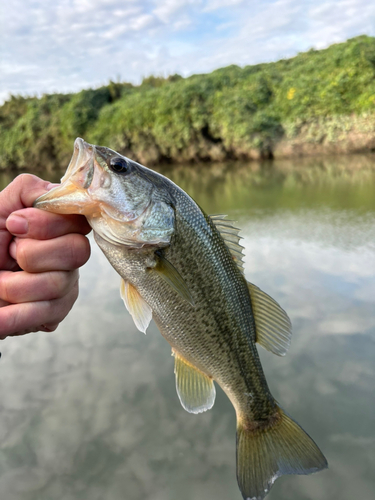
[1, 0, 375, 104]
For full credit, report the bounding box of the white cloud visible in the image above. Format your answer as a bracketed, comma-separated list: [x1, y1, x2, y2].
[1, 0, 375, 101]
[239, 208, 375, 350]
[153, 0, 201, 23]
[204, 0, 245, 10]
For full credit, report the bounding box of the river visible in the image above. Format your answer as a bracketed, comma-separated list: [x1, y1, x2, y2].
[0, 155, 374, 500]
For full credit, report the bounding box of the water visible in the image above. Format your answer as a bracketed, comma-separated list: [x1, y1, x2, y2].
[0, 155, 375, 500]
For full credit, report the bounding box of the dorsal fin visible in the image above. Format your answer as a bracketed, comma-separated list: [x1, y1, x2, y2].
[209, 214, 245, 273]
[248, 282, 292, 356]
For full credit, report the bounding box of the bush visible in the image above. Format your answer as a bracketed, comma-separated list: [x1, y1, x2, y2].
[2, 35, 375, 170]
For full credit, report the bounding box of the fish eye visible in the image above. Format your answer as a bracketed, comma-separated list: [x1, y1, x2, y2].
[108, 157, 130, 174]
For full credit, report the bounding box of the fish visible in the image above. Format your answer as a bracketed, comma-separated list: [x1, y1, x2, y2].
[34, 138, 327, 500]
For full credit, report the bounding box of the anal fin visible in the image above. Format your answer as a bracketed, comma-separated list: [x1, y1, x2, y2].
[173, 349, 216, 414]
[120, 278, 152, 334]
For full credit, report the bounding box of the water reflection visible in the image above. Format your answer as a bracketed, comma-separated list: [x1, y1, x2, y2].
[1, 155, 375, 500]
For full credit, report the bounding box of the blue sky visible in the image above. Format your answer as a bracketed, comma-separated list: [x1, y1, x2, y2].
[1, 0, 375, 103]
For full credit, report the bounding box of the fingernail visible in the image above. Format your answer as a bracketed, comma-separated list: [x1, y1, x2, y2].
[6, 215, 29, 235]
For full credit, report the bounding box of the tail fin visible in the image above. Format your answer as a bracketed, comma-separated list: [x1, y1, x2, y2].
[236, 406, 327, 500]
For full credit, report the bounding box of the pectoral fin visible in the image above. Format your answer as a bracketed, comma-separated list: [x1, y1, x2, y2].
[248, 282, 292, 356]
[152, 252, 194, 306]
[173, 350, 216, 414]
[120, 279, 152, 334]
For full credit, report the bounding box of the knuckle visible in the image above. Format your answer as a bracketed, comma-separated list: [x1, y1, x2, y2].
[8, 305, 21, 332]
[14, 240, 28, 270]
[48, 271, 69, 297]
[0, 273, 10, 302]
[48, 282, 79, 324]
[18, 173, 35, 186]
[69, 280, 79, 305]
[30, 212, 50, 240]
[50, 270, 78, 298]
[69, 235, 91, 268]
[11, 174, 29, 190]
[11, 174, 37, 195]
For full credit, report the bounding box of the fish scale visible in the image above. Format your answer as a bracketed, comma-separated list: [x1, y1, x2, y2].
[34, 137, 328, 500]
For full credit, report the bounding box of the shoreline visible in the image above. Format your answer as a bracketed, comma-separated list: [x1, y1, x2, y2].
[2, 128, 375, 173]
[2, 149, 375, 178]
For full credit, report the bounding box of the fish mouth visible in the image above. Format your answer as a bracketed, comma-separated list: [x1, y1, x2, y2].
[34, 138, 97, 215]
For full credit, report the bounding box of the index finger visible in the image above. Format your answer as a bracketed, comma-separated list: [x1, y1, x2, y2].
[0, 174, 51, 267]
[6, 208, 91, 240]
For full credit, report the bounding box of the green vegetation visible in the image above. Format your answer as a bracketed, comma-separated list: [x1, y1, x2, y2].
[2, 35, 375, 171]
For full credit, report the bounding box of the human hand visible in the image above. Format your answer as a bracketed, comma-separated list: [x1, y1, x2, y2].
[0, 174, 91, 339]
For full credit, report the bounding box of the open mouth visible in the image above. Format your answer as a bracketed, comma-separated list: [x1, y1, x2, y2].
[61, 138, 95, 186]
[33, 138, 96, 215]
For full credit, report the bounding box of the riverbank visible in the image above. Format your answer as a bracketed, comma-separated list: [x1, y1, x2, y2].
[274, 113, 375, 160]
[1, 35, 375, 171]
[100, 112, 375, 165]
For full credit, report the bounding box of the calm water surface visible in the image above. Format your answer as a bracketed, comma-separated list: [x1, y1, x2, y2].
[0, 155, 375, 500]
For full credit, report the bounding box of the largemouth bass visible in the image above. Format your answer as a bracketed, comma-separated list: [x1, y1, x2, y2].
[34, 138, 327, 500]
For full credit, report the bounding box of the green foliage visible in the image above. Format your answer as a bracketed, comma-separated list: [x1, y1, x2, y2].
[0, 95, 31, 129]
[59, 88, 112, 150]
[2, 35, 375, 170]
[0, 93, 71, 170]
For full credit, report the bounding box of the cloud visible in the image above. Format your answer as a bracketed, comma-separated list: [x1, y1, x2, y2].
[239, 208, 375, 348]
[1, 0, 375, 101]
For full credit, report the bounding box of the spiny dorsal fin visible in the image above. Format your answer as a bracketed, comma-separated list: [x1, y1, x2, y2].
[209, 214, 245, 273]
[172, 349, 216, 414]
[152, 252, 195, 306]
[120, 279, 152, 334]
[248, 282, 292, 356]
